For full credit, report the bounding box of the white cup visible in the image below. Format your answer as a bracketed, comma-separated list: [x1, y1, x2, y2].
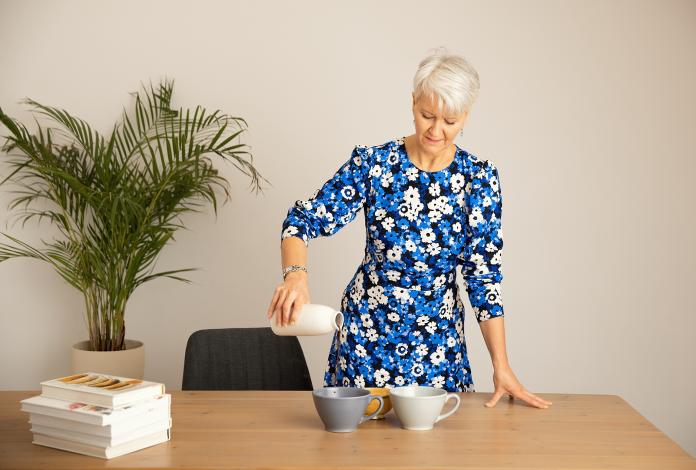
[270, 303, 343, 336]
[389, 385, 461, 430]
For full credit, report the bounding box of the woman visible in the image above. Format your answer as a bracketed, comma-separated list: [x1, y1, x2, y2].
[267, 49, 552, 409]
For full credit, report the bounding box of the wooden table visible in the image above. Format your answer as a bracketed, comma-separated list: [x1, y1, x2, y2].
[0, 391, 694, 469]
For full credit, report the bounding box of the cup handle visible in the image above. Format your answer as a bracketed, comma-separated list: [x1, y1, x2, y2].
[360, 395, 384, 423]
[434, 393, 461, 423]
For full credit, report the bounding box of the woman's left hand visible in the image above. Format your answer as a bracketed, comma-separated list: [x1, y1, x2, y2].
[484, 364, 553, 409]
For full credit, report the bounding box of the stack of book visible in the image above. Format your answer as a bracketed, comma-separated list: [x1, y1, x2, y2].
[20, 372, 171, 459]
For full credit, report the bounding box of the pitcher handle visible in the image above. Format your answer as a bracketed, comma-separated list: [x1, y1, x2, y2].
[360, 395, 384, 423]
[435, 393, 461, 423]
[333, 311, 344, 331]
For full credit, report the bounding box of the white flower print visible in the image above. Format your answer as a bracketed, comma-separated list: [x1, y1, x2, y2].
[470, 253, 489, 275]
[395, 375, 406, 385]
[395, 343, 408, 356]
[343, 376, 351, 386]
[486, 233, 501, 253]
[405, 166, 418, 181]
[369, 164, 383, 177]
[349, 272, 365, 304]
[339, 356, 347, 371]
[393, 287, 410, 303]
[438, 289, 455, 319]
[381, 171, 394, 188]
[431, 375, 445, 388]
[490, 172, 499, 192]
[404, 186, 419, 203]
[367, 285, 387, 305]
[405, 239, 417, 252]
[430, 346, 446, 366]
[405, 203, 423, 222]
[411, 363, 424, 377]
[469, 207, 484, 227]
[387, 152, 400, 166]
[355, 344, 367, 358]
[428, 181, 441, 196]
[386, 245, 402, 261]
[366, 328, 378, 342]
[447, 336, 457, 348]
[434, 275, 446, 289]
[355, 374, 365, 388]
[414, 261, 428, 272]
[425, 243, 441, 256]
[427, 196, 453, 223]
[425, 321, 437, 334]
[386, 270, 401, 281]
[387, 311, 400, 322]
[341, 186, 356, 200]
[452, 221, 462, 233]
[415, 344, 429, 356]
[375, 208, 387, 220]
[282, 226, 299, 238]
[484, 284, 502, 305]
[381, 217, 395, 232]
[368, 270, 379, 284]
[416, 315, 430, 326]
[450, 173, 465, 192]
[374, 368, 390, 386]
[360, 313, 374, 328]
[420, 228, 435, 243]
[350, 322, 359, 334]
[428, 209, 443, 223]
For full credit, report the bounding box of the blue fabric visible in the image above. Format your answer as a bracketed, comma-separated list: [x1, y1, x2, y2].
[281, 137, 504, 392]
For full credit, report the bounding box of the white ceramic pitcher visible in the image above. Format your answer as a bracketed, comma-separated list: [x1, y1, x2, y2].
[270, 303, 343, 336]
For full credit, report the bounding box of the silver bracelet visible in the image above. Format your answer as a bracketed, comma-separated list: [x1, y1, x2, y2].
[282, 265, 307, 280]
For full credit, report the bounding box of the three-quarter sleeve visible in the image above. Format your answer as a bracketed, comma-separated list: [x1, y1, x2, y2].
[281, 145, 371, 247]
[458, 160, 505, 323]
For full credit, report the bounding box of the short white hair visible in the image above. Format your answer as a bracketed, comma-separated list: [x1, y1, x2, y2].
[412, 47, 480, 115]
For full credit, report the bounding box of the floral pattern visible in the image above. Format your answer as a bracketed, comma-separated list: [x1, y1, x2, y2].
[281, 137, 504, 392]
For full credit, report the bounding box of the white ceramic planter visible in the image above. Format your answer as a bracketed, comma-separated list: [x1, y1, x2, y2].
[71, 339, 145, 379]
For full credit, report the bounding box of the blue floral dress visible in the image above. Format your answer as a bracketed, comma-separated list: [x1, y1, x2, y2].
[280, 136, 504, 392]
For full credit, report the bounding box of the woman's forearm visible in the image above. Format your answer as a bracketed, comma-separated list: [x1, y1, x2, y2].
[281, 236, 308, 279]
[479, 316, 510, 369]
[270, 237, 310, 326]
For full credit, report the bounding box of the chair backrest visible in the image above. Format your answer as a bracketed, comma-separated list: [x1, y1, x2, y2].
[182, 327, 313, 391]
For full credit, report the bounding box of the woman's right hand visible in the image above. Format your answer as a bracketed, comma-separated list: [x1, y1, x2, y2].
[267, 272, 311, 327]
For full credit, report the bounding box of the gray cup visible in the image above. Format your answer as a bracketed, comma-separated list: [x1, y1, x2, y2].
[312, 387, 384, 432]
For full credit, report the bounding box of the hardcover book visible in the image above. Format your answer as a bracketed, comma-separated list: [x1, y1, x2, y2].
[20, 393, 170, 426]
[40, 373, 166, 408]
[32, 429, 171, 459]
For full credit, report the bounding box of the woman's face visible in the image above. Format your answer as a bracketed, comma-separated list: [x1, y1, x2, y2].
[411, 92, 468, 153]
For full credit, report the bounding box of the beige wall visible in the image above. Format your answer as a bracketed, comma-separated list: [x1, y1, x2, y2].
[1, 0, 694, 457]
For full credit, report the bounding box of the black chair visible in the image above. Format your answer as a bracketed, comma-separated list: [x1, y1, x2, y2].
[182, 327, 313, 391]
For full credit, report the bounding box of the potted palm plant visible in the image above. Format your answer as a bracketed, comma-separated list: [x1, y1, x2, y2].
[0, 79, 265, 378]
